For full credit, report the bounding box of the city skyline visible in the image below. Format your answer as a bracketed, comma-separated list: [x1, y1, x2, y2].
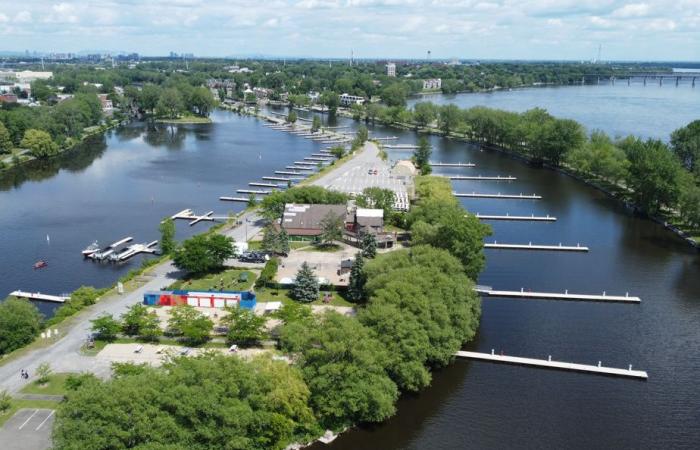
[0, 1, 698, 62]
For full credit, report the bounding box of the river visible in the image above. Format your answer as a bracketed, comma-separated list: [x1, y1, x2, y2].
[2, 84, 700, 448]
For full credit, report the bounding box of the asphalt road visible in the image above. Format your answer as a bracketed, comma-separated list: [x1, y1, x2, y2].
[0, 409, 55, 450]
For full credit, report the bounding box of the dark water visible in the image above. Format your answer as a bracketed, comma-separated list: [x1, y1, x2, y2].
[408, 83, 700, 140]
[0, 111, 327, 316]
[2, 86, 699, 448]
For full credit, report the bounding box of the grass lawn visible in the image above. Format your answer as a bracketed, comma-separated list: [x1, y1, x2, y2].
[168, 268, 256, 291]
[300, 244, 343, 253]
[20, 373, 72, 396]
[156, 114, 212, 124]
[0, 399, 61, 427]
[255, 287, 354, 307]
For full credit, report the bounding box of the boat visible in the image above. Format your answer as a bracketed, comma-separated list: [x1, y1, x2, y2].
[33, 260, 48, 269]
[81, 241, 100, 257]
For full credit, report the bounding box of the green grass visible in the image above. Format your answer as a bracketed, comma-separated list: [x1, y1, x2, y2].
[300, 244, 342, 253]
[156, 114, 212, 124]
[168, 268, 256, 292]
[0, 399, 61, 427]
[20, 373, 72, 396]
[255, 287, 354, 307]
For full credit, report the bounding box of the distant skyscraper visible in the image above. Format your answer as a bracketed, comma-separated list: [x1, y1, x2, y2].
[386, 62, 396, 77]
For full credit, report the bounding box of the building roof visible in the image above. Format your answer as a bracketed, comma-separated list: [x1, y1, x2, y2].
[356, 208, 383, 218]
[393, 160, 418, 177]
[281, 203, 347, 234]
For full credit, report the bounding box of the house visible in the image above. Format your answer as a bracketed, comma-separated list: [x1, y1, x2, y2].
[354, 208, 384, 234]
[386, 62, 396, 77]
[280, 203, 349, 237]
[423, 78, 442, 90]
[308, 91, 320, 103]
[339, 93, 365, 107]
[98, 94, 113, 112]
[0, 94, 18, 104]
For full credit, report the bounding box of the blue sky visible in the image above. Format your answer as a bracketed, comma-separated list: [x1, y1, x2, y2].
[0, 1, 698, 61]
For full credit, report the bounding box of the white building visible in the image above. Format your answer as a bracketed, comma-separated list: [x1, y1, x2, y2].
[0, 71, 53, 83]
[423, 78, 442, 90]
[386, 62, 396, 77]
[339, 93, 365, 107]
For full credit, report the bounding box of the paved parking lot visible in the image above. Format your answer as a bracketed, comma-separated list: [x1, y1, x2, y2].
[276, 244, 359, 286]
[0, 408, 55, 450]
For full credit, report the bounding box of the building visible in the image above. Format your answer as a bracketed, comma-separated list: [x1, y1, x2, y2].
[386, 62, 396, 77]
[280, 203, 349, 237]
[98, 94, 113, 112]
[0, 71, 53, 83]
[423, 78, 442, 90]
[354, 208, 384, 234]
[392, 160, 418, 179]
[339, 93, 365, 107]
[143, 290, 256, 309]
[0, 94, 18, 104]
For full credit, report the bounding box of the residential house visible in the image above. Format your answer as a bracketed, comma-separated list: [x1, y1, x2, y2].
[280, 203, 349, 238]
[339, 93, 365, 107]
[423, 78, 442, 90]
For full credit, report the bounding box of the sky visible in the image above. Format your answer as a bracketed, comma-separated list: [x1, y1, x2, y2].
[0, 0, 698, 61]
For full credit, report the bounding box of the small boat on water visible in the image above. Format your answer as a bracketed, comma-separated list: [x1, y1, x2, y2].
[33, 260, 48, 269]
[82, 241, 100, 257]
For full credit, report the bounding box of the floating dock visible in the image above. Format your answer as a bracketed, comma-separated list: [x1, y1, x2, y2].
[474, 286, 640, 303]
[9, 291, 69, 303]
[110, 241, 158, 262]
[237, 189, 271, 195]
[263, 176, 296, 182]
[475, 213, 557, 222]
[372, 136, 398, 140]
[384, 144, 419, 149]
[220, 196, 256, 202]
[449, 175, 517, 181]
[304, 157, 332, 162]
[286, 166, 314, 171]
[294, 161, 318, 166]
[430, 162, 476, 167]
[89, 236, 133, 260]
[454, 192, 542, 200]
[484, 242, 589, 252]
[249, 182, 279, 188]
[455, 350, 647, 379]
[275, 171, 304, 176]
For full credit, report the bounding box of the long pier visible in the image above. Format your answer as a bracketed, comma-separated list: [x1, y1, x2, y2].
[110, 241, 158, 262]
[9, 291, 69, 303]
[249, 182, 279, 188]
[475, 213, 557, 222]
[286, 166, 314, 170]
[484, 242, 589, 252]
[237, 189, 271, 195]
[475, 286, 640, 303]
[449, 175, 517, 181]
[455, 192, 542, 200]
[430, 162, 476, 167]
[294, 161, 318, 166]
[455, 351, 647, 379]
[384, 144, 419, 149]
[275, 171, 304, 175]
[220, 196, 255, 203]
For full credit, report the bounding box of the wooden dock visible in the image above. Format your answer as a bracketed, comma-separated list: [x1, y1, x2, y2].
[449, 175, 517, 181]
[237, 189, 271, 195]
[249, 182, 279, 188]
[430, 162, 476, 167]
[220, 196, 255, 202]
[294, 161, 317, 166]
[475, 213, 557, 222]
[9, 291, 69, 303]
[455, 350, 648, 379]
[454, 192, 542, 200]
[275, 171, 304, 176]
[484, 242, 589, 252]
[304, 157, 332, 162]
[474, 287, 640, 303]
[286, 166, 314, 171]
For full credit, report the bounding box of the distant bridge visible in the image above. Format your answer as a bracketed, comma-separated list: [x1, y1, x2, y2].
[580, 72, 697, 87]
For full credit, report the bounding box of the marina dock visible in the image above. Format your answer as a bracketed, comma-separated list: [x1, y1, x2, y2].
[475, 286, 640, 303]
[484, 242, 589, 252]
[384, 144, 419, 149]
[220, 196, 255, 203]
[249, 182, 279, 188]
[88, 236, 133, 260]
[455, 192, 542, 199]
[237, 189, 271, 195]
[455, 350, 648, 379]
[9, 291, 69, 303]
[274, 171, 304, 176]
[294, 161, 317, 166]
[475, 214, 557, 222]
[263, 176, 296, 181]
[286, 166, 314, 170]
[110, 241, 158, 262]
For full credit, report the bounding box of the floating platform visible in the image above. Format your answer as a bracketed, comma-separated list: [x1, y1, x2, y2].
[9, 290, 69, 303]
[220, 196, 256, 202]
[384, 144, 419, 149]
[237, 189, 271, 195]
[372, 136, 398, 140]
[430, 162, 476, 167]
[475, 213, 557, 222]
[89, 236, 133, 260]
[263, 176, 296, 182]
[484, 242, 589, 252]
[449, 175, 517, 181]
[475, 286, 640, 303]
[455, 350, 647, 379]
[249, 182, 279, 188]
[294, 161, 318, 166]
[454, 192, 542, 199]
[275, 171, 304, 175]
[171, 210, 227, 226]
[286, 166, 314, 171]
[304, 157, 332, 161]
[110, 241, 158, 262]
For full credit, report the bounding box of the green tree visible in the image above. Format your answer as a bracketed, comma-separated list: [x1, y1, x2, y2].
[381, 83, 408, 107]
[438, 104, 462, 135]
[280, 312, 398, 429]
[0, 390, 12, 413]
[671, 120, 700, 174]
[222, 307, 267, 346]
[189, 86, 216, 116]
[173, 234, 235, 274]
[347, 254, 367, 302]
[318, 210, 344, 246]
[0, 298, 43, 355]
[30, 80, 53, 102]
[159, 217, 176, 254]
[139, 84, 162, 113]
[361, 233, 377, 258]
[311, 115, 322, 133]
[413, 102, 437, 129]
[329, 145, 345, 159]
[356, 187, 395, 219]
[120, 303, 152, 337]
[291, 262, 319, 303]
[167, 305, 213, 345]
[620, 137, 683, 214]
[286, 110, 298, 124]
[36, 362, 52, 384]
[413, 136, 432, 174]
[21, 129, 59, 158]
[156, 88, 184, 119]
[274, 302, 313, 325]
[0, 122, 12, 153]
[320, 91, 339, 114]
[90, 314, 121, 342]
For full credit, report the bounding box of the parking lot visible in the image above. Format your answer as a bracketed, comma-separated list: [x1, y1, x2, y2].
[0, 408, 55, 450]
[276, 243, 359, 286]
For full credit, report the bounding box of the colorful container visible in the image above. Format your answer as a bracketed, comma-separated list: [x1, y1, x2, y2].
[143, 290, 256, 310]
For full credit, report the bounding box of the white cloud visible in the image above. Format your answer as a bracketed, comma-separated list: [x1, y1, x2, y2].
[264, 17, 279, 27]
[547, 18, 563, 26]
[646, 18, 676, 30]
[14, 11, 32, 23]
[0, 13, 8, 23]
[611, 3, 650, 18]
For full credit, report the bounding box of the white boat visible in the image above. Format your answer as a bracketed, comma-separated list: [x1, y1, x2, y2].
[82, 241, 100, 257]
